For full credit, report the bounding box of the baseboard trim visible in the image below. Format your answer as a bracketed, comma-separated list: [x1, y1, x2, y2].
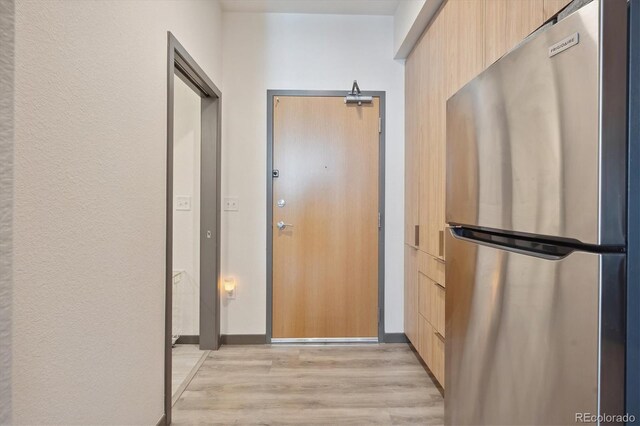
[219, 334, 406, 344]
[272, 337, 378, 344]
[156, 413, 167, 426]
[383, 333, 408, 343]
[220, 334, 267, 345]
[175, 335, 199, 345]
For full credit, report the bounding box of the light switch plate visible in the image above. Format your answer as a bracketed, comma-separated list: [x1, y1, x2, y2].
[224, 197, 239, 211]
[176, 196, 191, 211]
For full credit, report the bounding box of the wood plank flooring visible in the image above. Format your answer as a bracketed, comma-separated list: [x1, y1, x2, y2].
[172, 344, 209, 406]
[171, 344, 444, 425]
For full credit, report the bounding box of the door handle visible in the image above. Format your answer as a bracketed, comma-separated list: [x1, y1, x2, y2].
[276, 221, 294, 230]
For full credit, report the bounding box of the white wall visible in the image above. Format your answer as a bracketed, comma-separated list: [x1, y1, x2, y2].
[221, 12, 405, 335]
[393, 0, 444, 59]
[172, 76, 202, 337]
[394, 0, 426, 56]
[12, 1, 222, 424]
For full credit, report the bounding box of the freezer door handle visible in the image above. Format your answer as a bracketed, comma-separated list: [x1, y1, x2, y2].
[448, 226, 576, 260]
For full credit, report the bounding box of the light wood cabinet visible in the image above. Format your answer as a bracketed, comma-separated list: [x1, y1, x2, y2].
[543, 0, 573, 21]
[418, 315, 433, 367]
[416, 250, 446, 387]
[421, 252, 445, 287]
[444, 0, 485, 99]
[418, 309, 445, 386]
[411, 244, 447, 387]
[419, 6, 445, 260]
[404, 0, 557, 389]
[433, 283, 445, 338]
[432, 330, 445, 385]
[418, 249, 446, 336]
[417, 0, 485, 263]
[418, 272, 429, 321]
[418, 272, 445, 337]
[404, 245, 419, 345]
[405, 45, 421, 248]
[484, 0, 544, 67]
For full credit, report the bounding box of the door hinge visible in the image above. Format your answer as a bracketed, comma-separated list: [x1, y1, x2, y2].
[378, 212, 381, 229]
[378, 117, 382, 133]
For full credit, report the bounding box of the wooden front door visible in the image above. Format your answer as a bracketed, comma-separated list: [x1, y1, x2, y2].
[272, 95, 380, 339]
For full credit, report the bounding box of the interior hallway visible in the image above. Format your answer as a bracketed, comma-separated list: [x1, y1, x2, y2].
[172, 344, 444, 425]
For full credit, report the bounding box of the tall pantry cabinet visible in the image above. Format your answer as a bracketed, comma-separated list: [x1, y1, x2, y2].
[404, 0, 572, 388]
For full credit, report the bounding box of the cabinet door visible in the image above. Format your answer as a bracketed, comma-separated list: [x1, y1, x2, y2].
[404, 245, 419, 345]
[433, 0, 484, 261]
[412, 16, 431, 254]
[405, 47, 421, 247]
[445, 0, 485, 99]
[420, 250, 446, 287]
[419, 306, 445, 389]
[418, 315, 434, 368]
[543, 0, 572, 21]
[418, 273, 445, 337]
[418, 272, 430, 323]
[419, 6, 446, 259]
[433, 282, 445, 337]
[485, 0, 544, 67]
[433, 331, 445, 386]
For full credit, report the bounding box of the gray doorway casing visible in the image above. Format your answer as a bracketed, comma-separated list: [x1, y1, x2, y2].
[266, 90, 386, 343]
[165, 32, 222, 425]
[0, 0, 14, 423]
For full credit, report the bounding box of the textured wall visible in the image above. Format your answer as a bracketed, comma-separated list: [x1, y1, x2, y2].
[220, 13, 405, 335]
[0, 0, 14, 423]
[13, 1, 222, 423]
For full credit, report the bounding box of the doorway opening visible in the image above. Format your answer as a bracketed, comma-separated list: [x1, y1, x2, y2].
[266, 90, 386, 343]
[165, 33, 221, 425]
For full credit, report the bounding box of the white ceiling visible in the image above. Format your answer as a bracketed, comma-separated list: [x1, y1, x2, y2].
[220, 0, 401, 16]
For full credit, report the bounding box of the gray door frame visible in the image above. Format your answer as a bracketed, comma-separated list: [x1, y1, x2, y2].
[627, 0, 640, 419]
[266, 89, 386, 343]
[165, 32, 222, 425]
[0, 0, 14, 423]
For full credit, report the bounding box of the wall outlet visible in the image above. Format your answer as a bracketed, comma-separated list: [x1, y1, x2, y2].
[226, 287, 236, 299]
[224, 197, 239, 211]
[176, 196, 191, 211]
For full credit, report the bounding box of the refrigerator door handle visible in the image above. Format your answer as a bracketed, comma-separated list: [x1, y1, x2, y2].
[448, 226, 575, 260]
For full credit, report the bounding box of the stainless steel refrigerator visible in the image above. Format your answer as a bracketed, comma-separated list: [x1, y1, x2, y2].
[445, 1, 628, 424]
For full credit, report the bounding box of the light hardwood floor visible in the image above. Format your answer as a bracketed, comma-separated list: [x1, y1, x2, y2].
[172, 345, 209, 405]
[172, 344, 444, 425]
